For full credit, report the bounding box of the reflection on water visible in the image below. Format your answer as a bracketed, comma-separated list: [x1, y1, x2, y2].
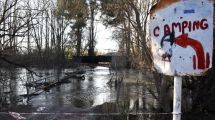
[0, 66, 163, 120]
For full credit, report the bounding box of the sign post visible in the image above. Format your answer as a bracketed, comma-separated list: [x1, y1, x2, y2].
[149, 0, 214, 120]
[173, 76, 182, 120]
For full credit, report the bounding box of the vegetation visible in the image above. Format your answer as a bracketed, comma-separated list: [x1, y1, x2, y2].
[0, 0, 158, 68]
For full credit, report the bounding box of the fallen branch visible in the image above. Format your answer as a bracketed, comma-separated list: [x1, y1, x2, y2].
[0, 56, 42, 77]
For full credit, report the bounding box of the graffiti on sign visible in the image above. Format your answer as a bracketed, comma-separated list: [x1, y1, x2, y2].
[150, 0, 213, 76]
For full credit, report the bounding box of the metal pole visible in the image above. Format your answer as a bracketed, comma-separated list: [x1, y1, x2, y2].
[173, 76, 182, 120]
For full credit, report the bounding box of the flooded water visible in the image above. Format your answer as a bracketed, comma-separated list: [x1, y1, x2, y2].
[0, 66, 172, 120]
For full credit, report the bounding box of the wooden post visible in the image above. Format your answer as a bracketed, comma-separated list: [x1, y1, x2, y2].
[173, 76, 182, 120]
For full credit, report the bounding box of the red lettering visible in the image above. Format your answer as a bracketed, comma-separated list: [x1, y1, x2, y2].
[160, 19, 209, 35]
[193, 21, 200, 31]
[164, 24, 171, 35]
[182, 21, 188, 34]
[172, 22, 181, 32]
[200, 19, 208, 30]
[153, 26, 160, 37]
[188, 21, 192, 32]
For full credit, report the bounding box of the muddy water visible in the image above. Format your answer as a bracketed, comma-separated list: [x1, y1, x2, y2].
[0, 66, 169, 120]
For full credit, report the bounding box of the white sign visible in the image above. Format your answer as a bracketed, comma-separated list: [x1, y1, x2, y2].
[150, 0, 214, 76]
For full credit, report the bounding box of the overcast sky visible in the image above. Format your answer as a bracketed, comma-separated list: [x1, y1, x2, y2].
[95, 22, 118, 53]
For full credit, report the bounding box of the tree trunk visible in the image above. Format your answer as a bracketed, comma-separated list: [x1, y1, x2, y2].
[88, 1, 96, 56]
[76, 28, 82, 56]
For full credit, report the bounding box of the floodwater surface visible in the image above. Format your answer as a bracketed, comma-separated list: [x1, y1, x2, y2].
[0, 66, 170, 120]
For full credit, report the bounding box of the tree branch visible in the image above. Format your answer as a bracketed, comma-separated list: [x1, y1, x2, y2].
[0, 56, 42, 77]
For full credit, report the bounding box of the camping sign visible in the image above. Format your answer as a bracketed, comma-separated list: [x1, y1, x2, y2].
[150, 0, 214, 76]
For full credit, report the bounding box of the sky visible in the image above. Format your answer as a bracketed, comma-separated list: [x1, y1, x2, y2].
[17, 0, 119, 54]
[95, 22, 119, 53]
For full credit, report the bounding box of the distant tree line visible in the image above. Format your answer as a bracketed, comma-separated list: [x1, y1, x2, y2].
[0, 0, 68, 67]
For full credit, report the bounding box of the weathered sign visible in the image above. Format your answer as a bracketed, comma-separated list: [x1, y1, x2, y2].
[150, 0, 214, 76]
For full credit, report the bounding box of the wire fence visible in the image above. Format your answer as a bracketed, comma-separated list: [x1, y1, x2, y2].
[0, 112, 173, 120]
